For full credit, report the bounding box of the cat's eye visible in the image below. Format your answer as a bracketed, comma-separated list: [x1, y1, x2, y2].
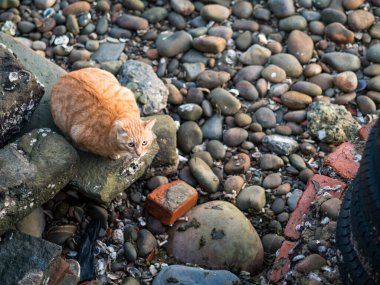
[142, 140, 148, 146]
[128, 142, 135, 147]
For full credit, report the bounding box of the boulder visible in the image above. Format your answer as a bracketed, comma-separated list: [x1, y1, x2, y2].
[118, 60, 169, 115]
[70, 141, 159, 203]
[0, 129, 79, 235]
[0, 33, 66, 133]
[0, 43, 44, 147]
[0, 231, 62, 285]
[167, 201, 263, 274]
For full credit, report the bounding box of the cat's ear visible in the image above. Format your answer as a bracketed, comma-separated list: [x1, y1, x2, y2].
[143, 119, 156, 131]
[114, 120, 128, 137]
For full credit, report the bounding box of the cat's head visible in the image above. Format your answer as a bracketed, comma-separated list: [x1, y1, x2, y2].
[113, 118, 156, 158]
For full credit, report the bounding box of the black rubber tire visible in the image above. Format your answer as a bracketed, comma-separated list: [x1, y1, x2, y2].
[350, 179, 380, 283]
[356, 119, 380, 240]
[336, 183, 376, 285]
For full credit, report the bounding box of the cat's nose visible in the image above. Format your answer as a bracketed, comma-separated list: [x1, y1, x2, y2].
[135, 149, 141, 157]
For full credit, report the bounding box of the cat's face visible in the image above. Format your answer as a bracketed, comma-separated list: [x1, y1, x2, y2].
[114, 118, 156, 158]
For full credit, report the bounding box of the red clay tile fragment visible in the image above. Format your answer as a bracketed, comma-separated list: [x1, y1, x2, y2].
[269, 240, 296, 283]
[358, 118, 378, 140]
[145, 180, 198, 225]
[324, 142, 359, 179]
[284, 174, 346, 240]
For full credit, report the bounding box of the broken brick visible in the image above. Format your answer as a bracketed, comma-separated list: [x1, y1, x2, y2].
[324, 142, 359, 179]
[269, 240, 296, 283]
[284, 174, 346, 240]
[358, 119, 378, 141]
[145, 180, 198, 225]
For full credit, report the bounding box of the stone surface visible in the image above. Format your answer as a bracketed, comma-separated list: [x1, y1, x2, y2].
[0, 129, 79, 234]
[70, 141, 158, 203]
[156, 31, 192, 57]
[145, 181, 198, 225]
[178, 121, 203, 153]
[307, 102, 360, 144]
[167, 201, 263, 274]
[322, 52, 361, 72]
[144, 115, 179, 177]
[0, 44, 44, 147]
[118, 60, 169, 115]
[236, 185, 266, 211]
[262, 134, 299, 156]
[0, 231, 62, 285]
[268, 53, 303, 78]
[16, 207, 45, 238]
[91, 42, 125, 63]
[189, 157, 220, 193]
[152, 265, 240, 285]
[0, 33, 66, 133]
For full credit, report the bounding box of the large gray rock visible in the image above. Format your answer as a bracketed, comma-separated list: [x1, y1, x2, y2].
[0, 43, 44, 147]
[0, 32, 66, 133]
[144, 115, 179, 177]
[118, 60, 169, 115]
[167, 201, 263, 274]
[307, 102, 360, 144]
[0, 129, 79, 235]
[70, 141, 159, 202]
[0, 231, 62, 285]
[152, 265, 240, 285]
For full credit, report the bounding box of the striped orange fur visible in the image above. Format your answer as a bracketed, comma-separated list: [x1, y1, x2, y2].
[51, 68, 156, 160]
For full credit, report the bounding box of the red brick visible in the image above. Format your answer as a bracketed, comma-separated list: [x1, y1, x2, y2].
[358, 119, 378, 141]
[324, 142, 359, 179]
[284, 174, 346, 240]
[269, 240, 296, 283]
[272, 97, 282, 104]
[145, 180, 198, 225]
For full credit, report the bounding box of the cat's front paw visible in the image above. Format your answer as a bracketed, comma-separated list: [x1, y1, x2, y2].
[109, 154, 121, 160]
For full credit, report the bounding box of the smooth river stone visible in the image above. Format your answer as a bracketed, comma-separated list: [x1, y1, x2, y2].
[156, 31, 192, 57]
[322, 52, 361, 72]
[268, 53, 303, 78]
[281, 91, 312, 109]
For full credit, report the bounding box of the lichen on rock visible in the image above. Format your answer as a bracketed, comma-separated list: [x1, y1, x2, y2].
[307, 102, 360, 144]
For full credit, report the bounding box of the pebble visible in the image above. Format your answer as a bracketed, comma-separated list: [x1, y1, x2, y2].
[325, 23, 354, 44]
[223, 127, 248, 147]
[239, 44, 271, 66]
[147, 176, 169, 190]
[196, 70, 230, 89]
[177, 121, 203, 153]
[236, 32, 252, 51]
[271, 197, 286, 214]
[262, 173, 282, 189]
[183, 63, 205, 81]
[236, 186, 266, 211]
[347, 10, 375, 32]
[63, 1, 91, 16]
[189, 157, 220, 193]
[287, 31, 313, 65]
[142, 7, 168, 23]
[206, 140, 225, 161]
[202, 114, 223, 140]
[254, 107, 276, 129]
[263, 134, 299, 156]
[274, 183, 292, 195]
[320, 198, 342, 220]
[232, 19, 259, 32]
[366, 91, 380, 104]
[171, 0, 194, 16]
[268, 0, 295, 18]
[261, 234, 285, 254]
[261, 65, 286, 83]
[209, 88, 241, 115]
[116, 14, 149, 30]
[296, 254, 327, 273]
[156, 31, 191, 58]
[179, 167, 197, 187]
[356, 96, 377, 115]
[66, 15, 80, 35]
[321, 8, 347, 25]
[260, 154, 284, 170]
[137, 229, 156, 257]
[287, 189, 303, 211]
[279, 15, 307, 32]
[208, 26, 233, 41]
[122, 0, 144, 11]
[192, 151, 213, 167]
[292, 81, 322, 97]
[233, 65, 263, 84]
[200, 4, 231, 22]
[284, 110, 306, 123]
[96, 15, 108, 35]
[309, 73, 334, 91]
[322, 52, 361, 72]
[68, 49, 91, 64]
[343, 0, 364, 9]
[289, 154, 306, 171]
[281, 91, 312, 109]
[122, 277, 140, 285]
[232, 1, 253, 19]
[269, 53, 303, 78]
[367, 44, 380, 64]
[168, 12, 187, 29]
[18, 21, 35, 34]
[275, 125, 292, 136]
[224, 153, 251, 175]
[192, 36, 226, 53]
[124, 241, 137, 261]
[304, 63, 322, 77]
[253, 7, 271, 21]
[334, 71, 358, 92]
[224, 176, 245, 194]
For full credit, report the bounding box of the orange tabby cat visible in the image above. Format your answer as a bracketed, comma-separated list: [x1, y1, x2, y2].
[50, 68, 156, 160]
